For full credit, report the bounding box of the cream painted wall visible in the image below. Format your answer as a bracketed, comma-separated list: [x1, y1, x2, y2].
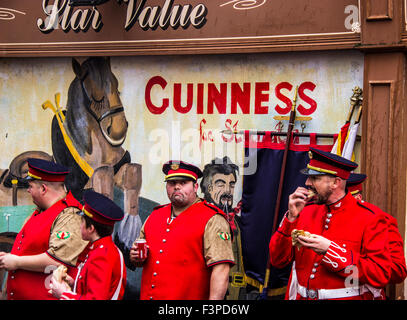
[0, 51, 364, 205]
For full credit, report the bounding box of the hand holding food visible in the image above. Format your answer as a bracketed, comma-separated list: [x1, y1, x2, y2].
[53, 265, 68, 283]
[306, 190, 315, 199]
[48, 265, 71, 297]
[287, 187, 311, 221]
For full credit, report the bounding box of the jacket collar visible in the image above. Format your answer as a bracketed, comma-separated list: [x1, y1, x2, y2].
[326, 192, 355, 213]
[89, 235, 113, 250]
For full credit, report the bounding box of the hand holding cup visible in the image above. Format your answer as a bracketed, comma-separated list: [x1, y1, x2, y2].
[130, 239, 149, 265]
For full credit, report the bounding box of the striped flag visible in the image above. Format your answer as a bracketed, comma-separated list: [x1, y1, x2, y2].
[331, 122, 350, 156]
[341, 122, 359, 160]
[331, 87, 363, 157]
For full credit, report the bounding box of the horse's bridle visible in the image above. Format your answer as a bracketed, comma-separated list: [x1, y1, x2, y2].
[79, 72, 124, 122]
[98, 106, 125, 123]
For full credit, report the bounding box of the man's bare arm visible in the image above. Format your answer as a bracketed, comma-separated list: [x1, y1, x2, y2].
[209, 263, 230, 300]
[0, 252, 60, 272]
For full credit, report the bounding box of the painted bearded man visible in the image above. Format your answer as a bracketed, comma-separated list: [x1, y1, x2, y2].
[200, 157, 239, 222]
[201, 157, 246, 300]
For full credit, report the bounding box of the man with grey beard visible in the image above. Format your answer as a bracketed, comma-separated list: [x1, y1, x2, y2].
[200, 157, 239, 224]
[201, 157, 246, 300]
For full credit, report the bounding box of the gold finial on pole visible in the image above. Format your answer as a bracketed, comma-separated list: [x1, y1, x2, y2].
[347, 86, 363, 122]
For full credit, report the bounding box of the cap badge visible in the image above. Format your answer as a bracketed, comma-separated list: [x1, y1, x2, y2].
[170, 163, 180, 170]
[308, 151, 313, 159]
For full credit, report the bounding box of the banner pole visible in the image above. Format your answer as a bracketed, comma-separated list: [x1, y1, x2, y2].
[260, 86, 298, 298]
[271, 86, 298, 234]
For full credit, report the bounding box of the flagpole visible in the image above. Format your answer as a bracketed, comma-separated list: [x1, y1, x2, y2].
[355, 104, 363, 123]
[272, 87, 298, 233]
[331, 87, 363, 155]
[341, 94, 363, 160]
[260, 86, 298, 297]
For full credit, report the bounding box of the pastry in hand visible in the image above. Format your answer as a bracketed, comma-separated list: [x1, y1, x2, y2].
[53, 265, 68, 283]
[48, 265, 70, 294]
[291, 229, 312, 249]
[306, 190, 315, 200]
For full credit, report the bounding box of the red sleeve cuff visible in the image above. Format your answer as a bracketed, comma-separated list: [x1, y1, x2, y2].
[207, 260, 235, 268]
[321, 241, 355, 274]
[278, 211, 298, 236]
[45, 251, 74, 267]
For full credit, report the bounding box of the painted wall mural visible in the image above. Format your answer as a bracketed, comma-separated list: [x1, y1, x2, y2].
[0, 50, 364, 228]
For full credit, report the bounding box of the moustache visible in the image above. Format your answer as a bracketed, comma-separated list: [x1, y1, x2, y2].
[219, 193, 233, 201]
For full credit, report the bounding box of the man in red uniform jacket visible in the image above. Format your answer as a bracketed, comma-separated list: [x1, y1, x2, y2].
[130, 160, 235, 300]
[0, 158, 88, 300]
[347, 173, 407, 299]
[50, 190, 126, 300]
[269, 148, 392, 300]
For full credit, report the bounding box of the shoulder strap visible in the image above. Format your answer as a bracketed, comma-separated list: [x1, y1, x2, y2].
[62, 191, 82, 209]
[111, 247, 124, 300]
[288, 261, 298, 300]
[47, 199, 70, 218]
[202, 200, 223, 214]
[356, 201, 376, 214]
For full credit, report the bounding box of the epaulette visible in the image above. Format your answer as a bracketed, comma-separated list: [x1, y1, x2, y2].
[203, 201, 231, 225]
[202, 200, 234, 241]
[356, 201, 376, 215]
[62, 192, 82, 209]
[203, 201, 223, 214]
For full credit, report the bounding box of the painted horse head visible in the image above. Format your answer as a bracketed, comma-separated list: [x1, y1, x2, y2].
[52, 57, 131, 198]
[67, 57, 128, 155]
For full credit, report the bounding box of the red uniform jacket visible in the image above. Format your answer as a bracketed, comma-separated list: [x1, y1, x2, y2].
[7, 192, 81, 300]
[359, 201, 407, 284]
[60, 236, 126, 300]
[357, 200, 407, 299]
[140, 201, 228, 300]
[269, 193, 392, 300]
